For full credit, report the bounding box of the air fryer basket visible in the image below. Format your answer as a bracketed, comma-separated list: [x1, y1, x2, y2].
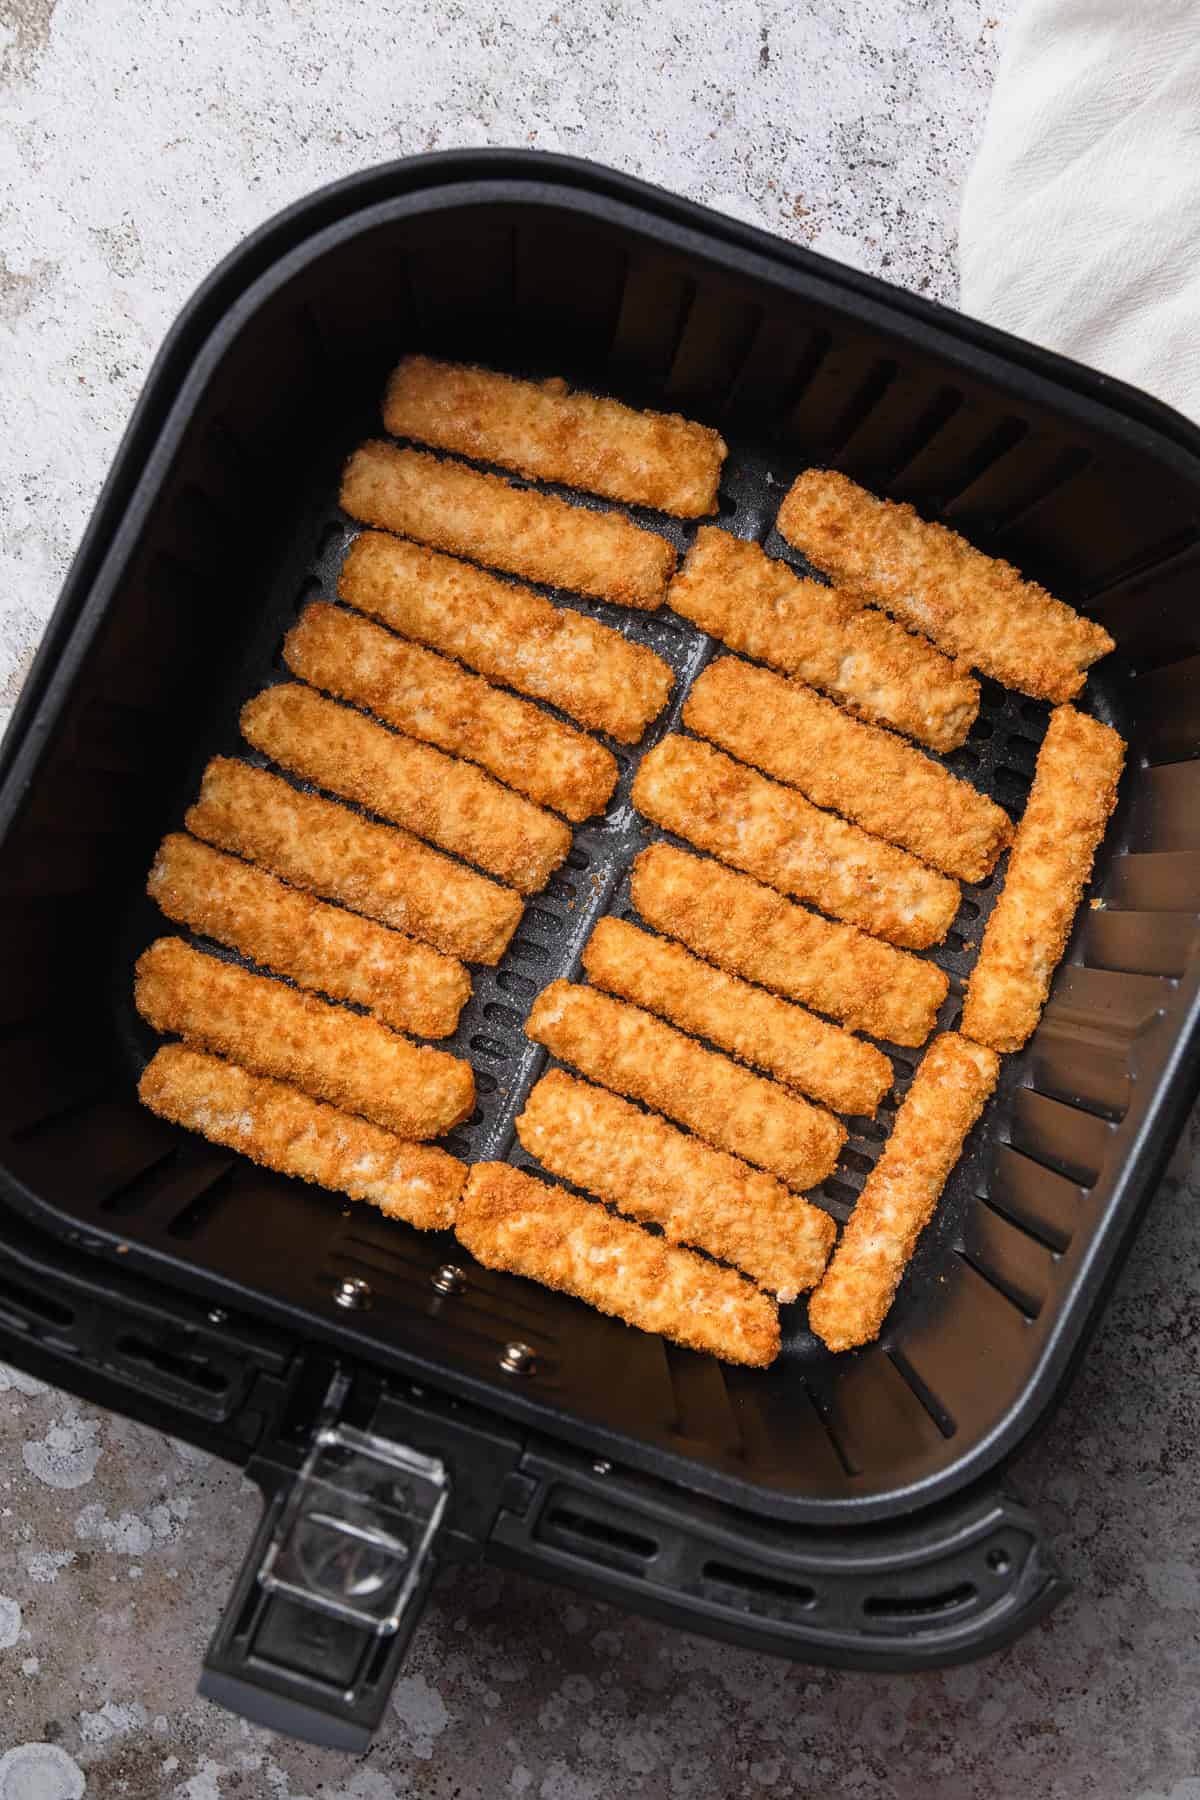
[3, 154, 1200, 1736]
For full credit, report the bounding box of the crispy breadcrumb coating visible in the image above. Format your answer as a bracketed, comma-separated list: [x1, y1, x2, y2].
[808, 1033, 1000, 1352]
[684, 658, 1012, 883]
[516, 1070, 835, 1301]
[525, 979, 844, 1189]
[630, 844, 947, 1048]
[777, 469, 1115, 702]
[338, 532, 673, 744]
[284, 602, 616, 822]
[340, 441, 675, 609]
[147, 832, 470, 1038]
[457, 1162, 780, 1366]
[382, 355, 727, 517]
[667, 526, 978, 750]
[240, 682, 569, 894]
[582, 916, 892, 1117]
[962, 706, 1125, 1051]
[186, 758, 521, 966]
[139, 1045, 465, 1227]
[632, 734, 960, 949]
[135, 937, 474, 1139]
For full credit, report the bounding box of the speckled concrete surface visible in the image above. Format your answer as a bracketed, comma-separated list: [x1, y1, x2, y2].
[8, 3, 1200, 1798]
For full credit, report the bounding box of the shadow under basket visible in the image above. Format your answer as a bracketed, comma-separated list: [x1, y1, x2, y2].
[3, 153, 1200, 1741]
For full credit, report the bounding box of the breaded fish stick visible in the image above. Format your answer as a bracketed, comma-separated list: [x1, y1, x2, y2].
[582, 917, 892, 1118]
[526, 980, 844, 1189]
[135, 938, 474, 1139]
[341, 441, 675, 610]
[457, 1162, 780, 1367]
[684, 659, 1012, 883]
[186, 758, 521, 966]
[147, 833, 470, 1038]
[808, 1033, 1000, 1352]
[777, 469, 1115, 703]
[962, 707, 1125, 1052]
[383, 355, 727, 518]
[517, 1070, 835, 1301]
[667, 527, 978, 751]
[338, 533, 674, 744]
[240, 683, 569, 895]
[632, 735, 960, 950]
[631, 844, 947, 1048]
[284, 603, 616, 823]
[139, 1046, 465, 1228]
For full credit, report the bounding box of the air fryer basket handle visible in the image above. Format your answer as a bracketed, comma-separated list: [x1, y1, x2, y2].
[490, 1449, 1067, 1670]
[200, 1423, 451, 1751]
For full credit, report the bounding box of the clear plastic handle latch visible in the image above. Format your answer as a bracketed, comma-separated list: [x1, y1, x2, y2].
[260, 1424, 448, 1634]
[199, 1416, 450, 1751]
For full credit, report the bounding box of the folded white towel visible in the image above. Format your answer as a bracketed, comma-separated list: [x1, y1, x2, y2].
[959, 0, 1200, 422]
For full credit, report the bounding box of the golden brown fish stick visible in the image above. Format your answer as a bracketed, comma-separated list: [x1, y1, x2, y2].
[147, 833, 470, 1039]
[186, 758, 521, 966]
[284, 602, 616, 823]
[457, 1162, 780, 1367]
[338, 533, 674, 744]
[341, 441, 675, 610]
[808, 1033, 1000, 1352]
[667, 526, 978, 751]
[962, 707, 1125, 1052]
[582, 917, 892, 1118]
[135, 938, 474, 1139]
[630, 844, 947, 1048]
[383, 355, 727, 518]
[777, 469, 1115, 703]
[139, 1046, 466, 1228]
[526, 980, 844, 1189]
[632, 735, 959, 950]
[684, 659, 1012, 883]
[240, 683, 569, 895]
[517, 1070, 835, 1301]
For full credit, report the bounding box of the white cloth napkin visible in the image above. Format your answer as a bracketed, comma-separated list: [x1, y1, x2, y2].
[959, 0, 1200, 422]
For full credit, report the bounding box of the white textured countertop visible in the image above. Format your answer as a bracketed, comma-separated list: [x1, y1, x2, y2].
[6, 5, 1200, 1799]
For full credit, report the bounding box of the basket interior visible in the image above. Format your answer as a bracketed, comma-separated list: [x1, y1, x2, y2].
[3, 183, 1200, 1522]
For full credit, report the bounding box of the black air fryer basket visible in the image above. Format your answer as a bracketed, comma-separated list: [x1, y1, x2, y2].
[3, 153, 1200, 1749]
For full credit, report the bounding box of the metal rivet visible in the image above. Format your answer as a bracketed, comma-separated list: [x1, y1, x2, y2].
[334, 1276, 372, 1311]
[431, 1263, 466, 1296]
[207, 1307, 228, 1326]
[500, 1340, 536, 1375]
[593, 1460, 612, 1476]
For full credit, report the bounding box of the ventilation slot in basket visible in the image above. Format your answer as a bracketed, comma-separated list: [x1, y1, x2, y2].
[700, 1561, 816, 1616]
[98, 1148, 183, 1217]
[949, 1238, 1043, 1324]
[885, 1350, 956, 1440]
[0, 1269, 75, 1333]
[1007, 1087, 1116, 1187]
[166, 1167, 236, 1240]
[863, 1581, 976, 1620]
[982, 1146, 1080, 1253]
[112, 1333, 230, 1398]
[537, 1501, 658, 1572]
[937, 417, 1029, 514]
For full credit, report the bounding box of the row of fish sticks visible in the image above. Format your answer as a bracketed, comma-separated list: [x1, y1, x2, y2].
[136, 371, 693, 1294]
[136, 367, 721, 1333]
